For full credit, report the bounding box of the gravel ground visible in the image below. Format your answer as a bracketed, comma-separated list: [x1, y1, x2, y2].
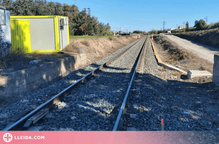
[122, 36, 219, 143]
[36, 37, 146, 131]
[0, 38, 141, 130]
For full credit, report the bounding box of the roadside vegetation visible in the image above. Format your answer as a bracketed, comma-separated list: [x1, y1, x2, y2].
[171, 19, 219, 33]
[148, 19, 219, 34]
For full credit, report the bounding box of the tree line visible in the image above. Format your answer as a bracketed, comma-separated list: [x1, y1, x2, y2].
[0, 0, 113, 36]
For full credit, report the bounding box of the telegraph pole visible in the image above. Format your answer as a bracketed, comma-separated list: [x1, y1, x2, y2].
[84, 8, 87, 35]
[204, 16, 208, 24]
[87, 8, 90, 15]
[97, 24, 99, 36]
[163, 21, 165, 31]
[183, 21, 185, 27]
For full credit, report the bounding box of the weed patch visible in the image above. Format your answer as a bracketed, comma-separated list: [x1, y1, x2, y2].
[81, 41, 90, 47]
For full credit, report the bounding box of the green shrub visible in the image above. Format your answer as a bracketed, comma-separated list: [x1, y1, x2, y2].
[195, 19, 207, 30]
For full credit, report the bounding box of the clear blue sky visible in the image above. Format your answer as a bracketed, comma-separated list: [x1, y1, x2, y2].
[52, 0, 219, 32]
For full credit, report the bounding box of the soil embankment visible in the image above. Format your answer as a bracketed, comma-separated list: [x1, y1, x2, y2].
[0, 36, 139, 72]
[63, 35, 139, 65]
[173, 29, 219, 49]
[152, 35, 213, 83]
[0, 35, 139, 107]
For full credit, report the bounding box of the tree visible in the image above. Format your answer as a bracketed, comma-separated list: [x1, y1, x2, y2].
[55, 2, 63, 15]
[46, 2, 55, 15]
[133, 30, 142, 34]
[4, 1, 112, 36]
[186, 21, 189, 31]
[194, 20, 199, 27]
[195, 19, 207, 30]
[63, 4, 70, 16]
[2, 0, 13, 7]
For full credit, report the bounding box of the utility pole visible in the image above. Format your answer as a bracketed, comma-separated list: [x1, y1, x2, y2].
[97, 24, 99, 36]
[204, 16, 208, 24]
[163, 21, 165, 31]
[183, 21, 185, 27]
[87, 8, 90, 15]
[84, 8, 87, 35]
[75, 0, 76, 6]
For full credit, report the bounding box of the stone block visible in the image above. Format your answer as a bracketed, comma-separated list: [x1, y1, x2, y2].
[187, 70, 212, 79]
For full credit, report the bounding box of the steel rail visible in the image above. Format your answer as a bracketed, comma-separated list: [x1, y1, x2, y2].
[113, 36, 147, 131]
[3, 37, 145, 131]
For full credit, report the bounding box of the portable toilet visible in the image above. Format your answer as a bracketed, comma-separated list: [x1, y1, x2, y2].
[10, 16, 69, 53]
[0, 6, 11, 57]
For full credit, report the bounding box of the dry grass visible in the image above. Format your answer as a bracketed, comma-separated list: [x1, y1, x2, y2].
[153, 35, 213, 73]
[158, 67, 167, 72]
[81, 41, 90, 46]
[108, 37, 113, 41]
[125, 35, 131, 38]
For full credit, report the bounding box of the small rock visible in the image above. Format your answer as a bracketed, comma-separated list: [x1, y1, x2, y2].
[126, 127, 137, 131]
[196, 101, 201, 104]
[217, 128, 219, 131]
[51, 128, 56, 130]
[171, 83, 175, 86]
[133, 104, 138, 108]
[29, 59, 42, 64]
[130, 114, 137, 119]
[136, 95, 140, 98]
[178, 86, 181, 88]
[45, 113, 53, 119]
[37, 99, 41, 102]
[217, 114, 219, 117]
[71, 116, 76, 120]
[44, 57, 54, 61]
[28, 126, 44, 131]
[183, 111, 191, 115]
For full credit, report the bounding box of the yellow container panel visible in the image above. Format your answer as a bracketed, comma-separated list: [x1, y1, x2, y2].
[11, 19, 31, 53]
[10, 16, 69, 53]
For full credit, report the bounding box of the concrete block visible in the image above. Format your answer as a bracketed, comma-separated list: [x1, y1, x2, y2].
[0, 54, 87, 97]
[213, 54, 219, 86]
[187, 70, 212, 79]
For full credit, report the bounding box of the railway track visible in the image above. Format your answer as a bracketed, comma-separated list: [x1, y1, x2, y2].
[3, 36, 147, 131]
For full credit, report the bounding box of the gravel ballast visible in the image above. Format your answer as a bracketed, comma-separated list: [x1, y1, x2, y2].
[0, 38, 142, 130]
[122, 36, 219, 143]
[37, 37, 146, 131]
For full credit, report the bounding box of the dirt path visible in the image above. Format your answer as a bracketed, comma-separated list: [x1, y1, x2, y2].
[166, 35, 219, 63]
